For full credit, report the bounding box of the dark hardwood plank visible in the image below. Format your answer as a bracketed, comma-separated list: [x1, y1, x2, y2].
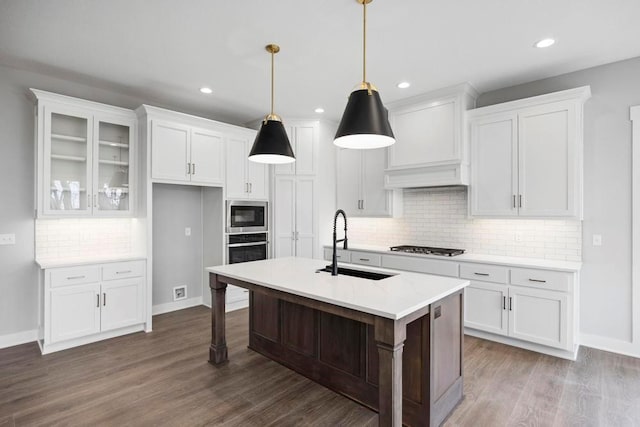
[1, 306, 639, 426]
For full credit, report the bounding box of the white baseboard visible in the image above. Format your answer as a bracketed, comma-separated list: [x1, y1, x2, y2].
[465, 328, 579, 360]
[580, 333, 640, 359]
[0, 329, 38, 349]
[152, 296, 203, 315]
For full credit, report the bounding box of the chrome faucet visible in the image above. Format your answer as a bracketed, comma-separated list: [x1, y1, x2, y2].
[331, 209, 348, 276]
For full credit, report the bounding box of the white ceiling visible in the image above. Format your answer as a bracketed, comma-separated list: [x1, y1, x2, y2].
[1, 0, 639, 124]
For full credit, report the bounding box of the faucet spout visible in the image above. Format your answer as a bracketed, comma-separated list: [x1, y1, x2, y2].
[332, 209, 348, 276]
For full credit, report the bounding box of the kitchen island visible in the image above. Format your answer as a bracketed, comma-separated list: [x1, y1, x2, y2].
[206, 257, 469, 426]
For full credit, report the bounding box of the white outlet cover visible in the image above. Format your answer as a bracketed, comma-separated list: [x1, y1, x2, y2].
[0, 234, 16, 245]
[592, 234, 603, 246]
[173, 286, 187, 301]
[185, 227, 191, 236]
[514, 231, 524, 242]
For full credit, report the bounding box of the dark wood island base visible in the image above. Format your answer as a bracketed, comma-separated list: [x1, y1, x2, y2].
[209, 273, 464, 427]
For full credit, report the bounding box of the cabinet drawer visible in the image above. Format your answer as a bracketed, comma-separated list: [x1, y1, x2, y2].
[510, 268, 571, 292]
[323, 248, 351, 263]
[350, 251, 381, 267]
[381, 255, 459, 277]
[460, 263, 508, 284]
[102, 261, 145, 281]
[50, 266, 100, 288]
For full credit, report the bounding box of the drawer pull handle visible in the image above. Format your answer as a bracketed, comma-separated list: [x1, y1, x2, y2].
[103, 293, 106, 306]
[359, 258, 370, 262]
[116, 270, 132, 274]
[529, 278, 547, 283]
[67, 275, 85, 280]
[474, 272, 489, 276]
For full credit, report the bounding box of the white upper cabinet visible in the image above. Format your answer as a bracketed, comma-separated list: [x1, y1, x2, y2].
[468, 87, 590, 219]
[336, 148, 402, 218]
[384, 83, 478, 189]
[150, 120, 224, 187]
[273, 176, 316, 259]
[33, 89, 137, 218]
[225, 129, 267, 200]
[274, 121, 318, 176]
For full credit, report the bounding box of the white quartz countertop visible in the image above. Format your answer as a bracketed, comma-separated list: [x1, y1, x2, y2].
[36, 254, 147, 269]
[325, 244, 582, 272]
[206, 257, 469, 320]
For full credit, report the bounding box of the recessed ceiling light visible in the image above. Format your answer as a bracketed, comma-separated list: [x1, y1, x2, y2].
[200, 87, 213, 94]
[397, 82, 411, 89]
[314, 107, 325, 113]
[535, 38, 556, 48]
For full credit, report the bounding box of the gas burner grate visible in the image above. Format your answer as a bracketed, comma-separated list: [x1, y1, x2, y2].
[389, 245, 465, 257]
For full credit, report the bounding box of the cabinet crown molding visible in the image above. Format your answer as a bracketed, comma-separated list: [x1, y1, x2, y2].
[386, 82, 479, 111]
[467, 86, 591, 119]
[136, 104, 250, 135]
[30, 88, 136, 118]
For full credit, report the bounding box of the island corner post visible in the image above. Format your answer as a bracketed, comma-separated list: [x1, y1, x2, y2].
[208, 270, 464, 427]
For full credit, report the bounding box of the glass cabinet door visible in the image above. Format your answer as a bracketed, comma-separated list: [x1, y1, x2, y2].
[45, 108, 93, 214]
[94, 117, 134, 213]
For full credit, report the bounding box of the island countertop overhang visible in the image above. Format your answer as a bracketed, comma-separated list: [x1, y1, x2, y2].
[206, 257, 469, 320]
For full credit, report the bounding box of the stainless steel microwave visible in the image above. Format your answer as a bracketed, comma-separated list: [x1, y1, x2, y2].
[226, 200, 268, 233]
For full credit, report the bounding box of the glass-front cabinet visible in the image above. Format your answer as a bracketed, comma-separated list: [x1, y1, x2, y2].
[34, 89, 136, 217]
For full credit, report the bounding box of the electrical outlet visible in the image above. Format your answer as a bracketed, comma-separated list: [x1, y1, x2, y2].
[0, 234, 16, 245]
[185, 227, 191, 237]
[514, 231, 524, 242]
[592, 234, 602, 246]
[173, 286, 187, 301]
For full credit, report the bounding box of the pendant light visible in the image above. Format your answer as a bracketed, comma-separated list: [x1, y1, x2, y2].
[248, 44, 296, 164]
[334, 0, 395, 149]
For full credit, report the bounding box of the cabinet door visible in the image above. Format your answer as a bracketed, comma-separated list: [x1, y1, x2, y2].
[94, 114, 135, 215]
[464, 281, 508, 336]
[470, 114, 518, 216]
[225, 136, 248, 199]
[362, 148, 391, 216]
[151, 120, 190, 182]
[293, 123, 316, 175]
[336, 148, 362, 216]
[101, 278, 144, 332]
[190, 128, 224, 186]
[273, 176, 296, 258]
[508, 287, 569, 350]
[389, 99, 458, 168]
[295, 177, 316, 258]
[246, 130, 269, 200]
[518, 102, 578, 217]
[43, 105, 93, 216]
[50, 283, 101, 343]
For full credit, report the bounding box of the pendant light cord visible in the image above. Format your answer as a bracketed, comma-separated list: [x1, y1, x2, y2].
[362, 0, 367, 84]
[271, 49, 275, 116]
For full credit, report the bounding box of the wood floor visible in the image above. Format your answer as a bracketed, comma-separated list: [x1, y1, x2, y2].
[1, 306, 639, 426]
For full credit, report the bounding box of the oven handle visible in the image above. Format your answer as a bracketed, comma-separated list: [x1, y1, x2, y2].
[227, 241, 269, 248]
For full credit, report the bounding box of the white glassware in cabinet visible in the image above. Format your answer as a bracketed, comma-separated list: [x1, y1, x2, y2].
[33, 89, 137, 218]
[225, 129, 268, 200]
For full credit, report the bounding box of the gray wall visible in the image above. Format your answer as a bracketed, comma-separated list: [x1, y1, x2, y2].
[477, 56, 640, 343]
[152, 184, 203, 305]
[0, 63, 240, 339]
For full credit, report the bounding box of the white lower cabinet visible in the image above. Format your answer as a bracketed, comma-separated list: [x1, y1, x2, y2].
[322, 246, 579, 359]
[42, 260, 146, 354]
[463, 264, 575, 354]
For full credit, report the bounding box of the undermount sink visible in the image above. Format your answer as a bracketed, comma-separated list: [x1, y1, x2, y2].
[317, 265, 395, 281]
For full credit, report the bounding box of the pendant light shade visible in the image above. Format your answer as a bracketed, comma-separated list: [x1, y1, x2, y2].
[334, 88, 394, 149]
[334, 0, 395, 149]
[249, 44, 295, 164]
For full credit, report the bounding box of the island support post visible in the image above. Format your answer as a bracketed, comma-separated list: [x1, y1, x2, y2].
[209, 274, 228, 365]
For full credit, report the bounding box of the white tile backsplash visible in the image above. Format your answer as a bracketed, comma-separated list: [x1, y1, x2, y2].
[348, 188, 582, 261]
[36, 218, 138, 260]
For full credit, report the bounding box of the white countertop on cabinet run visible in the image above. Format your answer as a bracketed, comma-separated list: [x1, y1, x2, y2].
[206, 257, 469, 320]
[325, 244, 582, 272]
[36, 254, 147, 269]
